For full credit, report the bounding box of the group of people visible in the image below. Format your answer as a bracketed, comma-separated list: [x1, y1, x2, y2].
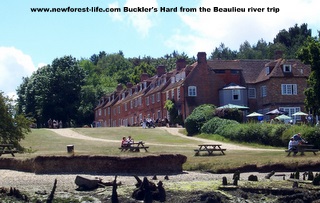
[288, 133, 307, 154]
[121, 136, 134, 147]
[47, 118, 63, 129]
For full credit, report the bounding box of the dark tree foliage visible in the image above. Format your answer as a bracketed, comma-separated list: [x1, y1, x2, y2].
[0, 92, 32, 149]
[297, 37, 320, 116]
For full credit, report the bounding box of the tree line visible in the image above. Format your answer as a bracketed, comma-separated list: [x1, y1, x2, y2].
[13, 23, 320, 128]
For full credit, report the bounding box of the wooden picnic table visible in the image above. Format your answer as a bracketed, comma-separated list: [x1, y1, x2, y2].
[119, 141, 149, 152]
[0, 144, 18, 157]
[285, 144, 319, 156]
[194, 144, 226, 156]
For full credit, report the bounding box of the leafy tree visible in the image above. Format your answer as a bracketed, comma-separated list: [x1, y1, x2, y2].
[0, 92, 32, 149]
[297, 37, 320, 116]
[210, 43, 237, 60]
[130, 62, 156, 84]
[274, 23, 312, 58]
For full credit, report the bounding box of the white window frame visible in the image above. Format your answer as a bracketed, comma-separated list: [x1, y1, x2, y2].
[188, 86, 197, 97]
[157, 92, 160, 102]
[279, 107, 301, 120]
[232, 89, 241, 100]
[248, 88, 256, 98]
[281, 84, 297, 95]
[171, 89, 174, 100]
[283, 64, 292, 73]
[146, 97, 149, 106]
[151, 94, 155, 104]
[177, 87, 180, 101]
[261, 86, 267, 97]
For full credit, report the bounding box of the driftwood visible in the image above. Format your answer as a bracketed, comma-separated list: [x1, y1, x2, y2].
[75, 175, 100, 190]
[132, 176, 166, 202]
[111, 176, 119, 203]
[46, 179, 57, 203]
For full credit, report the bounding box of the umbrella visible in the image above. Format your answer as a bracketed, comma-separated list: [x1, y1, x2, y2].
[275, 114, 292, 121]
[246, 112, 263, 117]
[292, 111, 308, 116]
[266, 109, 287, 115]
[217, 104, 249, 110]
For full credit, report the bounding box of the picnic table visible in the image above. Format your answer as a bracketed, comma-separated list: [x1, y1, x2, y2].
[194, 144, 226, 156]
[0, 144, 18, 157]
[119, 141, 149, 152]
[285, 144, 319, 156]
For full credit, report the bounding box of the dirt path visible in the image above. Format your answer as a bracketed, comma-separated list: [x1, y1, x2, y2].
[49, 127, 281, 151]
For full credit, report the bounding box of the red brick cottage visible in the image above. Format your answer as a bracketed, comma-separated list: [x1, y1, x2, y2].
[94, 52, 310, 126]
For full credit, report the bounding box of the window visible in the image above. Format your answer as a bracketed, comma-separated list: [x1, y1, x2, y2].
[214, 70, 225, 74]
[157, 110, 161, 119]
[166, 91, 169, 100]
[248, 88, 256, 98]
[151, 94, 155, 104]
[188, 86, 197, 96]
[130, 101, 133, 109]
[124, 103, 127, 111]
[108, 107, 110, 115]
[281, 84, 297, 95]
[283, 64, 292, 73]
[261, 86, 266, 97]
[98, 109, 101, 116]
[146, 97, 149, 106]
[232, 89, 240, 100]
[177, 87, 180, 101]
[157, 92, 160, 102]
[118, 106, 120, 114]
[279, 107, 301, 120]
[265, 67, 270, 75]
[231, 70, 239, 74]
[171, 89, 174, 100]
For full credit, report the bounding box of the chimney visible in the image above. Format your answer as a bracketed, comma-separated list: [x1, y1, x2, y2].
[197, 52, 207, 64]
[176, 58, 187, 71]
[116, 83, 123, 92]
[274, 50, 283, 59]
[140, 73, 149, 82]
[126, 82, 133, 88]
[157, 65, 166, 76]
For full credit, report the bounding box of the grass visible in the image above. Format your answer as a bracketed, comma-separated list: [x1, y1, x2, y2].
[17, 126, 320, 172]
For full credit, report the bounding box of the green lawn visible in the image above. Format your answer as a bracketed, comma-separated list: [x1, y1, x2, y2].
[17, 127, 320, 172]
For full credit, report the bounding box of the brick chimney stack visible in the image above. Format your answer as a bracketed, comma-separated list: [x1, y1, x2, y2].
[116, 83, 123, 92]
[126, 82, 133, 88]
[197, 52, 207, 64]
[274, 50, 283, 59]
[140, 73, 149, 82]
[176, 58, 187, 71]
[157, 65, 166, 77]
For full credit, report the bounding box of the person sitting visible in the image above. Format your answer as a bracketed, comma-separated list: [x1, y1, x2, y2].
[121, 136, 128, 147]
[292, 133, 307, 144]
[126, 136, 134, 145]
[288, 138, 298, 155]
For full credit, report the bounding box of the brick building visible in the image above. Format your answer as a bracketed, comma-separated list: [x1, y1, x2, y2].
[94, 52, 310, 126]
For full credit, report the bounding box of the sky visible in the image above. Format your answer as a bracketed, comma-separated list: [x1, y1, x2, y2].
[1, 0, 319, 98]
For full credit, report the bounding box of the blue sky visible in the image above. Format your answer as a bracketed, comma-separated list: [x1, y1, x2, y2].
[1, 0, 319, 98]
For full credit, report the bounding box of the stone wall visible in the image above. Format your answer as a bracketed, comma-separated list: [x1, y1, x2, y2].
[0, 154, 187, 174]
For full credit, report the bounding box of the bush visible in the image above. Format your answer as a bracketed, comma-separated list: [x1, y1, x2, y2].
[282, 124, 320, 148]
[201, 117, 239, 134]
[184, 104, 215, 135]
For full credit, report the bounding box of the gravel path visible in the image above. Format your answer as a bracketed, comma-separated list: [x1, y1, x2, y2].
[48, 127, 282, 151]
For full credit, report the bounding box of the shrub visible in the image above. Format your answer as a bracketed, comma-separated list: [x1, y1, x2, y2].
[184, 104, 215, 135]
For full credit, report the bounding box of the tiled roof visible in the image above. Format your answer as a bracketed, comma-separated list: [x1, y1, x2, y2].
[207, 59, 241, 70]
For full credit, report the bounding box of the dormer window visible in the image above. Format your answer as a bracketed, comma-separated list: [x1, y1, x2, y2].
[283, 64, 292, 73]
[171, 76, 175, 84]
[265, 67, 270, 75]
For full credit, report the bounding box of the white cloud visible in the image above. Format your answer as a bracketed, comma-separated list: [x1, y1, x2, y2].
[0, 47, 36, 98]
[109, 1, 124, 21]
[124, 0, 158, 37]
[165, 0, 320, 56]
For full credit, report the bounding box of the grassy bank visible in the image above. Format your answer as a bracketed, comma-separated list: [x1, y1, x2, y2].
[17, 127, 320, 172]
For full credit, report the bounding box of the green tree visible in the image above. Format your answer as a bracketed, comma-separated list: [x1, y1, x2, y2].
[0, 92, 32, 149]
[297, 37, 320, 116]
[210, 43, 237, 60]
[130, 62, 156, 84]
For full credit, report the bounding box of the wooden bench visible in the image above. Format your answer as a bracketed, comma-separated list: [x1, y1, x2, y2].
[119, 141, 149, 152]
[285, 146, 319, 156]
[0, 144, 18, 157]
[194, 144, 226, 156]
